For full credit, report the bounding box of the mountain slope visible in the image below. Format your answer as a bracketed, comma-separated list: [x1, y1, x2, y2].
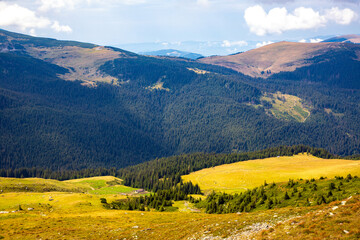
[1, 29, 360, 170]
[199, 41, 360, 88]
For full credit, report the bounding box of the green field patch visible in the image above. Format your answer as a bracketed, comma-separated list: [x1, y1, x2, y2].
[76, 180, 106, 189]
[65, 176, 124, 190]
[89, 185, 137, 195]
[258, 91, 310, 122]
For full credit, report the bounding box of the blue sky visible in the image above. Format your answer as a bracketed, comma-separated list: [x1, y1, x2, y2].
[0, 0, 359, 55]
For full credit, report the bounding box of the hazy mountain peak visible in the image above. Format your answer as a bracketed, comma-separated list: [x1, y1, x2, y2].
[139, 49, 203, 60]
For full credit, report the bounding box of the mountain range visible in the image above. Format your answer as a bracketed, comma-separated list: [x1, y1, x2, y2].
[0, 29, 359, 170]
[140, 49, 203, 59]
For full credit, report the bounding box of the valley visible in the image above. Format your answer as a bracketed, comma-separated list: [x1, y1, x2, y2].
[1, 30, 360, 171]
[0, 28, 360, 239]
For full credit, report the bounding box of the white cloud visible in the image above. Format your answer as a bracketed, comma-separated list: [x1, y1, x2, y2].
[244, 5, 357, 36]
[51, 21, 73, 33]
[256, 41, 274, 48]
[0, 2, 73, 34]
[29, 29, 37, 36]
[310, 38, 323, 43]
[298, 39, 307, 43]
[0, 2, 51, 31]
[325, 7, 357, 25]
[221, 40, 248, 48]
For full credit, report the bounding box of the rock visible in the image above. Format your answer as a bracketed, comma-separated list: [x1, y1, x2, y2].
[132, 226, 139, 229]
[236, 212, 241, 215]
[27, 208, 34, 211]
[343, 230, 349, 234]
[332, 206, 338, 210]
[0, 211, 9, 214]
[329, 212, 334, 216]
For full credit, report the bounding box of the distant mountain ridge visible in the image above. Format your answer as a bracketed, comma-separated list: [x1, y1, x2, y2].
[140, 49, 203, 59]
[198, 38, 360, 89]
[323, 34, 360, 44]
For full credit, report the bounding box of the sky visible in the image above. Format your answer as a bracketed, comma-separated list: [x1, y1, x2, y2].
[0, 0, 359, 55]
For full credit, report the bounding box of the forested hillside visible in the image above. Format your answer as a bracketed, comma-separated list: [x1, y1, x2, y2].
[0, 29, 360, 170]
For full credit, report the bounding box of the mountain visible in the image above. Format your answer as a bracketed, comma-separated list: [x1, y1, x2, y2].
[1, 29, 360, 170]
[199, 41, 360, 87]
[140, 49, 203, 59]
[323, 34, 360, 44]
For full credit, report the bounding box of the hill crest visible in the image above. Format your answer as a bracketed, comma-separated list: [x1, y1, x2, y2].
[199, 41, 360, 78]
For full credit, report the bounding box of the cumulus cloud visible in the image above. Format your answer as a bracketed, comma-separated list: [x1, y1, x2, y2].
[51, 21, 72, 33]
[0, 2, 51, 31]
[244, 5, 357, 36]
[256, 41, 274, 48]
[325, 7, 357, 24]
[221, 40, 248, 47]
[0, 2, 72, 33]
[298, 39, 307, 43]
[310, 38, 323, 43]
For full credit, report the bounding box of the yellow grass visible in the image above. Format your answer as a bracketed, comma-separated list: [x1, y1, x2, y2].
[146, 81, 170, 91]
[0, 193, 358, 239]
[0, 191, 316, 240]
[182, 154, 360, 193]
[0, 175, 359, 239]
[0, 177, 88, 193]
[187, 67, 210, 74]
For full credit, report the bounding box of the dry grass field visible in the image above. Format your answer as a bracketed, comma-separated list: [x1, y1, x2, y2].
[199, 41, 356, 78]
[0, 173, 359, 239]
[27, 46, 123, 85]
[182, 154, 360, 194]
[0, 191, 358, 239]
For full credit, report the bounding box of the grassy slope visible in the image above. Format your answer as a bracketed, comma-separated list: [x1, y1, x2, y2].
[182, 154, 360, 193]
[0, 177, 87, 193]
[0, 175, 359, 239]
[0, 193, 358, 239]
[0, 176, 137, 195]
[261, 92, 310, 122]
[198, 41, 360, 78]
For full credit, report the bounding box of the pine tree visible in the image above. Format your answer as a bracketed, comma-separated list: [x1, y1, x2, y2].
[284, 191, 290, 200]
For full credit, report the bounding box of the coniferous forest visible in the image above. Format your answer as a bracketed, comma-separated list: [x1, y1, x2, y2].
[1, 29, 360, 172]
